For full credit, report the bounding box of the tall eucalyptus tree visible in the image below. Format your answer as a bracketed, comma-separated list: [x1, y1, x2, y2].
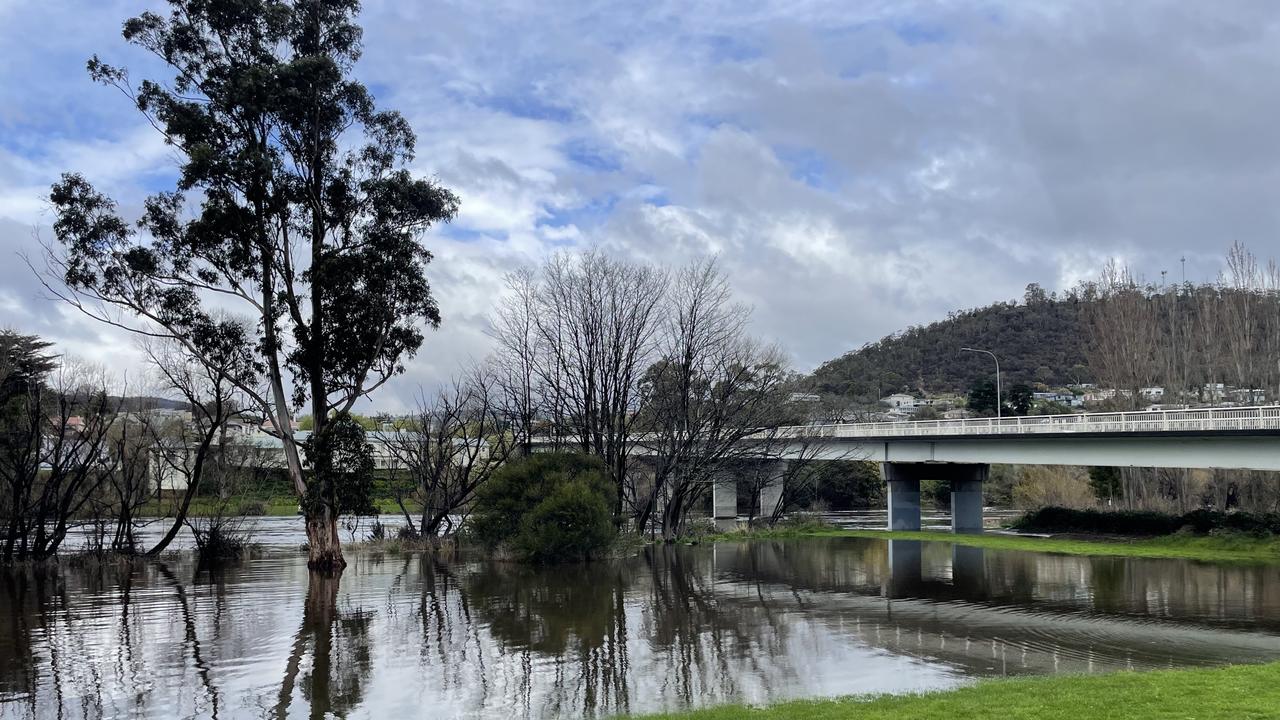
[45, 0, 458, 570]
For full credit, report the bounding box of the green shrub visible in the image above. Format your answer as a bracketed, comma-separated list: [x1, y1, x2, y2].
[514, 481, 615, 562]
[470, 452, 616, 563]
[815, 460, 885, 510]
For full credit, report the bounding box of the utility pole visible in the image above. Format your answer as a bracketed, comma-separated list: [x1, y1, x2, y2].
[961, 347, 1002, 418]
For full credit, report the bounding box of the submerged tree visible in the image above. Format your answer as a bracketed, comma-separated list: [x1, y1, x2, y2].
[632, 259, 791, 538]
[44, 0, 458, 570]
[142, 336, 252, 557]
[383, 366, 521, 538]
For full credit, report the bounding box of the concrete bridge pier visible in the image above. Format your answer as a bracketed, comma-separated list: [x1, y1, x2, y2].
[882, 462, 989, 533]
[885, 463, 922, 531]
[950, 466, 988, 533]
[712, 472, 738, 530]
[757, 461, 788, 521]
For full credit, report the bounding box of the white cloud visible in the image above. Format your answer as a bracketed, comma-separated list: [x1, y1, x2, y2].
[5, 0, 1280, 407]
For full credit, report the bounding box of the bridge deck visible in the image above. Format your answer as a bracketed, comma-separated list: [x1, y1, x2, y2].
[769, 405, 1280, 440]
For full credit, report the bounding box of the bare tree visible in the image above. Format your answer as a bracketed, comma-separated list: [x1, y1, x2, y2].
[1085, 260, 1159, 408]
[383, 367, 521, 537]
[740, 436, 857, 527]
[489, 250, 667, 519]
[489, 268, 543, 455]
[140, 337, 249, 556]
[632, 259, 792, 539]
[0, 354, 121, 561]
[99, 391, 158, 553]
[1222, 242, 1261, 393]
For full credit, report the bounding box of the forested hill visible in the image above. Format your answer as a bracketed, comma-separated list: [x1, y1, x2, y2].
[810, 289, 1092, 400]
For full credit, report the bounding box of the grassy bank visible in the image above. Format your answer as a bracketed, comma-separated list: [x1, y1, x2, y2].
[711, 526, 1280, 564]
[636, 661, 1280, 720]
[136, 497, 417, 518]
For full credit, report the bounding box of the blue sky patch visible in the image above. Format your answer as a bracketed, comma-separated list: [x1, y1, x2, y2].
[562, 138, 623, 172]
[774, 145, 841, 192]
[482, 92, 576, 123]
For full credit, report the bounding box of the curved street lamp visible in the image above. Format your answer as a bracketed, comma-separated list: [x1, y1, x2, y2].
[961, 347, 1002, 418]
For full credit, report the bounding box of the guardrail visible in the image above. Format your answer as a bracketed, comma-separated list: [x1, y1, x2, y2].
[767, 405, 1280, 440]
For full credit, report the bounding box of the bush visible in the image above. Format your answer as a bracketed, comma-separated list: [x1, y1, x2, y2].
[680, 517, 719, 541]
[1011, 466, 1095, 509]
[191, 522, 247, 563]
[470, 453, 616, 563]
[777, 512, 834, 533]
[1012, 506, 1280, 536]
[815, 461, 885, 510]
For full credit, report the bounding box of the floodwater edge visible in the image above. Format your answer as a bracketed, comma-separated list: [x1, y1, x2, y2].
[631, 660, 1280, 720]
[707, 527, 1280, 565]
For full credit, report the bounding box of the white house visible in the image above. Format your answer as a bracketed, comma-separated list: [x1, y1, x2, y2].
[880, 393, 926, 409]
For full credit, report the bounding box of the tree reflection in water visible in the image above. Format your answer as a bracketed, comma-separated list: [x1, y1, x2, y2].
[275, 571, 373, 720]
[2, 538, 1280, 719]
[461, 554, 633, 717]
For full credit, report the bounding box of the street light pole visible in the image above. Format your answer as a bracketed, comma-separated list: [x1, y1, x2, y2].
[961, 347, 1002, 418]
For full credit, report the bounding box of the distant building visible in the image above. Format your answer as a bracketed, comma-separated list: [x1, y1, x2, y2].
[1034, 391, 1083, 409]
[1140, 387, 1165, 401]
[788, 392, 821, 403]
[1228, 388, 1266, 404]
[1083, 388, 1117, 403]
[152, 427, 444, 491]
[880, 393, 927, 409]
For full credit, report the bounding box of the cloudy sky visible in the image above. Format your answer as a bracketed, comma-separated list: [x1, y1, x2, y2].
[2, 1, 1279, 411]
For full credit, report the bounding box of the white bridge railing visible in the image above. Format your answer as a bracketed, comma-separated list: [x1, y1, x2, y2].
[766, 405, 1280, 440]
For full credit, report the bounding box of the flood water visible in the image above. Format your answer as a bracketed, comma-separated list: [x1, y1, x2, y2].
[3, 536, 1279, 719]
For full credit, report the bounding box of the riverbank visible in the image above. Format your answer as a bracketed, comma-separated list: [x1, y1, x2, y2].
[712, 526, 1280, 564]
[136, 496, 416, 518]
[637, 660, 1280, 720]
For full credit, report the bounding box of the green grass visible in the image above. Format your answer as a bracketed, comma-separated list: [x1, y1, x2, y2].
[635, 661, 1280, 720]
[837, 529, 1280, 564]
[709, 527, 1280, 564]
[137, 496, 418, 518]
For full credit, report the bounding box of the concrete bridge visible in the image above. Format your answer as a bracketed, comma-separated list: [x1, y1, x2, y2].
[748, 405, 1280, 532]
[535, 405, 1280, 533]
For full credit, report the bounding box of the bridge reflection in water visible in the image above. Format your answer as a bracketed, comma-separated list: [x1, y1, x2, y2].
[2, 538, 1279, 719]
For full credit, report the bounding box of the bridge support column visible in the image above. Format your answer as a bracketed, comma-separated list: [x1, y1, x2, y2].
[712, 472, 737, 530]
[757, 461, 787, 521]
[883, 463, 922, 531]
[950, 465, 988, 533]
[884, 463, 988, 533]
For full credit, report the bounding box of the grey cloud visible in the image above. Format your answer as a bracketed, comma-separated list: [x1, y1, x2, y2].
[5, 0, 1280, 405]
